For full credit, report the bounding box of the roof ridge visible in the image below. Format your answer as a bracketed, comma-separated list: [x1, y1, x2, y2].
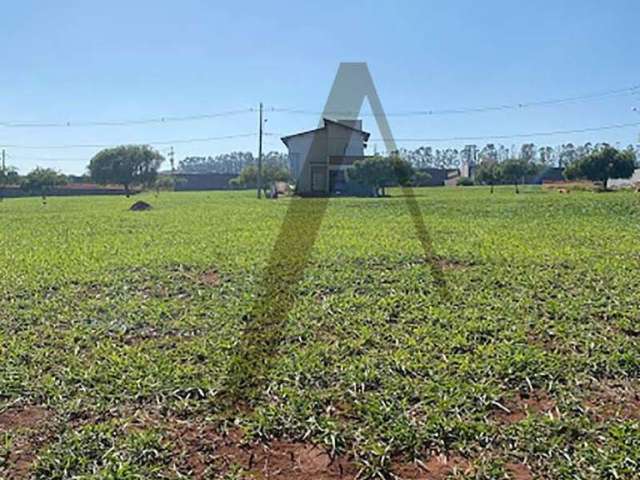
[281, 118, 370, 144]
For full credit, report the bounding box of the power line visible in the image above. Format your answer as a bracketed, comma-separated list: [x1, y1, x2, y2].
[0, 133, 257, 150]
[2, 83, 638, 129]
[272, 84, 640, 117]
[372, 120, 640, 143]
[268, 120, 640, 143]
[0, 108, 255, 128]
[257, 102, 264, 199]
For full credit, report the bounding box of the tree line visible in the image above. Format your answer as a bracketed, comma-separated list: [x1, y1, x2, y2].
[178, 151, 288, 174]
[1, 141, 637, 202]
[175, 142, 640, 173]
[474, 144, 636, 192]
[398, 142, 640, 169]
[346, 143, 637, 196]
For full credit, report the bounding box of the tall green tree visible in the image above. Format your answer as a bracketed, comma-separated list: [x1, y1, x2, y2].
[475, 159, 501, 193]
[21, 168, 67, 204]
[347, 155, 414, 197]
[500, 158, 538, 193]
[565, 144, 636, 190]
[88, 145, 164, 197]
[152, 175, 178, 196]
[230, 161, 290, 196]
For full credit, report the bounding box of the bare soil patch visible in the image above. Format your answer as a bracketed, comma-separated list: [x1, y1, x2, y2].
[584, 381, 640, 421]
[198, 269, 221, 287]
[492, 391, 556, 424]
[0, 405, 50, 432]
[393, 454, 470, 479]
[434, 256, 473, 272]
[0, 406, 53, 479]
[167, 421, 356, 479]
[506, 462, 534, 480]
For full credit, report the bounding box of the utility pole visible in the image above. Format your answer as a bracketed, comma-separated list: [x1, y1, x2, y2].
[1, 149, 5, 173]
[169, 146, 175, 173]
[257, 102, 263, 199]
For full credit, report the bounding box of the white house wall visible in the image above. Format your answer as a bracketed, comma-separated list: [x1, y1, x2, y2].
[345, 131, 365, 156]
[286, 134, 315, 180]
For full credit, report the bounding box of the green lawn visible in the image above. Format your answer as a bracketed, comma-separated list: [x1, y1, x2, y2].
[1, 187, 639, 479]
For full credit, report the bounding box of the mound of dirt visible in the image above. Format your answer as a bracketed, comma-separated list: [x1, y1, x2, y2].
[129, 201, 152, 211]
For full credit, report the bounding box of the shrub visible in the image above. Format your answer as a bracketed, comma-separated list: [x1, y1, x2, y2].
[457, 177, 475, 186]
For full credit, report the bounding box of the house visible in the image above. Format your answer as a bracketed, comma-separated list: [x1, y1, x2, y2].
[281, 118, 370, 196]
[608, 168, 640, 188]
[417, 167, 461, 186]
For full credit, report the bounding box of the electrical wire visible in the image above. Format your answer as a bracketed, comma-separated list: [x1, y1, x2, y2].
[272, 84, 640, 117]
[267, 120, 640, 143]
[2, 83, 638, 129]
[0, 133, 257, 150]
[0, 108, 255, 128]
[371, 120, 640, 142]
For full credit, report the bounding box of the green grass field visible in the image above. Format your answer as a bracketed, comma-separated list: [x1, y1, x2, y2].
[1, 187, 639, 479]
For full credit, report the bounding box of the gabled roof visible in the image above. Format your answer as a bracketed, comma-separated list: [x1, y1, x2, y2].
[281, 118, 370, 145]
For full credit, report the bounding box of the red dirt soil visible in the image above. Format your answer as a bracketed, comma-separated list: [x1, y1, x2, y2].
[506, 462, 535, 480]
[393, 454, 470, 479]
[584, 382, 640, 421]
[492, 391, 557, 424]
[0, 405, 52, 479]
[198, 269, 221, 287]
[168, 422, 357, 479]
[0, 406, 50, 432]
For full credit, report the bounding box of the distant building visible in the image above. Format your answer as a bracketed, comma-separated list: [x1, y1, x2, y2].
[533, 167, 566, 184]
[608, 168, 640, 188]
[460, 162, 477, 179]
[281, 118, 370, 195]
[459, 145, 478, 179]
[417, 167, 461, 186]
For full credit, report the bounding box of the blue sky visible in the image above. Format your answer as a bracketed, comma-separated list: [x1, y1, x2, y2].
[1, 0, 639, 174]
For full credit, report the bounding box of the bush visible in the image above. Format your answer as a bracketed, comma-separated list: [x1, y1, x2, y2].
[457, 177, 475, 186]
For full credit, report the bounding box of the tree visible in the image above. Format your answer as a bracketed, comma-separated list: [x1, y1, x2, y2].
[389, 155, 415, 188]
[153, 175, 177, 196]
[500, 158, 538, 193]
[348, 156, 389, 196]
[347, 155, 414, 197]
[177, 151, 288, 174]
[479, 144, 498, 163]
[88, 145, 164, 197]
[538, 146, 555, 165]
[0, 166, 19, 202]
[21, 168, 67, 204]
[558, 143, 577, 167]
[475, 159, 501, 193]
[412, 170, 432, 186]
[565, 144, 636, 190]
[520, 144, 536, 163]
[231, 160, 290, 196]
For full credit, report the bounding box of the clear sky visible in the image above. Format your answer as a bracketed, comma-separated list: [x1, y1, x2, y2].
[2, 0, 640, 174]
